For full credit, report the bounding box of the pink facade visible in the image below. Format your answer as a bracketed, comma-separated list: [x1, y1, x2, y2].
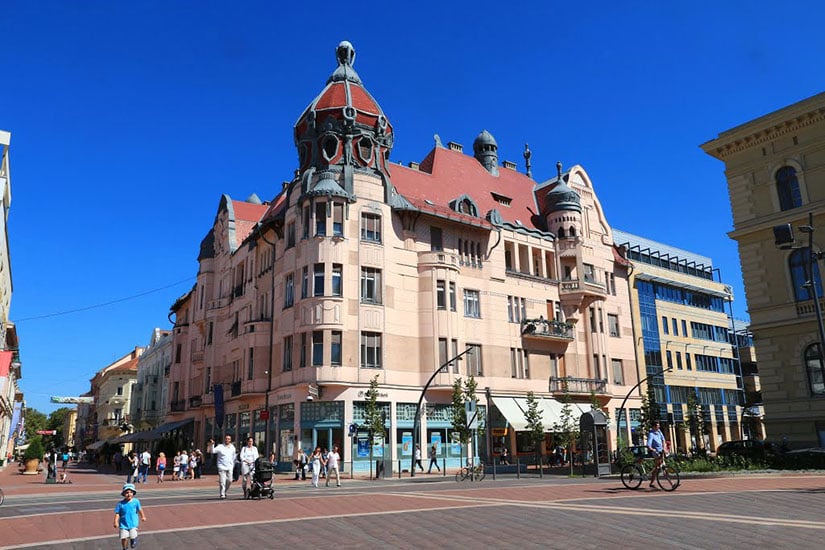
[167, 42, 641, 472]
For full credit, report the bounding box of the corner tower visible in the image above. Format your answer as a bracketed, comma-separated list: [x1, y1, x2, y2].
[293, 41, 397, 203]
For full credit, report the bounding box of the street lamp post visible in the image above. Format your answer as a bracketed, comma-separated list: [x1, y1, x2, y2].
[773, 212, 825, 387]
[615, 365, 674, 447]
[410, 347, 472, 477]
[257, 223, 278, 457]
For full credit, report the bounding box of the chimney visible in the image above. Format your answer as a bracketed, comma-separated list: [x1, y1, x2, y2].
[408, 161, 420, 170]
[447, 141, 463, 152]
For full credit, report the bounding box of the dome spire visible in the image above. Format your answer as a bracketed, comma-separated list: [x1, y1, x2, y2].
[328, 40, 362, 85]
[473, 129, 499, 176]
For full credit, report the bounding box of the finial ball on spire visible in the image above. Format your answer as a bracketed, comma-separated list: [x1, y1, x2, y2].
[336, 41, 356, 67]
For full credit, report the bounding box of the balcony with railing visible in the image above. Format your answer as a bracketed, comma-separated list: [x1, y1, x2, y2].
[189, 395, 203, 408]
[549, 376, 607, 395]
[191, 350, 204, 364]
[559, 277, 607, 301]
[170, 399, 186, 412]
[521, 318, 574, 341]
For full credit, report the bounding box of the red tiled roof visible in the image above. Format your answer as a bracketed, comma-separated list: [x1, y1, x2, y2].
[231, 200, 269, 243]
[391, 147, 540, 229]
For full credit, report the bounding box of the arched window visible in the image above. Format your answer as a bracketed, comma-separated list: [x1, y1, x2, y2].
[557, 227, 566, 238]
[776, 166, 802, 211]
[805, 343, 825, 395]
[789, 248, 823, 301]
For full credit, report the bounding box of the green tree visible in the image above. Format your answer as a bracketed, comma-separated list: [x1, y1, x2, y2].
[24, 408, 48, 437]
[450, 375, 479, 465]
[24, 436, 45, 461]
[364, 375, 384, 478]
[47, 407, 73, 450]
[524, 391, 545, 468]
[552, 379, 579, 476]
[686, 391, 704, 452]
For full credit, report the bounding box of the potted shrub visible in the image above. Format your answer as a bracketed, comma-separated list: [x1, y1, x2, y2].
[22, 436, 45, 475]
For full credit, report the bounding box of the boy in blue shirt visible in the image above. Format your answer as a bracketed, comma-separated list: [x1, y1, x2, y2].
[114, 483, 147, 549]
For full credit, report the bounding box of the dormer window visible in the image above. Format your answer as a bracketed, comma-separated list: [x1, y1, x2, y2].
[449, 194, 479, 217]
[491, 192, 511, 207]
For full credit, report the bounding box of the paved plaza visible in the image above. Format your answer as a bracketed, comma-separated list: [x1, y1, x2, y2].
[1, 463, 824, 549]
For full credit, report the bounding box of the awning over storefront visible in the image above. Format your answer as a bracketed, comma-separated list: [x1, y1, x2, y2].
[492, 397, 589, 432]
[111, 430, 157, 444]
[150, 418, 194, 438]
[85, 440, 109, 451]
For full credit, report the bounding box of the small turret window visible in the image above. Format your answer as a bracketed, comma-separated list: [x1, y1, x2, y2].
[358, 137, 373, 164]
[322, 136, 339, 161]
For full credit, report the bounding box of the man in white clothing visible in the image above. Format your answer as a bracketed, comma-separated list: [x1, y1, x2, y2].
[325, 444, 341, 487]
[240, 437, 259, 498]
[208, 435, 237, 499]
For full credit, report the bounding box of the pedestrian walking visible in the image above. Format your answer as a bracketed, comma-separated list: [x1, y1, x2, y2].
[113, 483, 147, 549]
[125, 451, 139, 484]
[208, 435, 237, 499]
[427, 444, 440, 473]
[325, 444, 341, 487]
[294, 448, 307, 480]
[172, 451, 181, 481]
[240, 437, 259, 499]
[138, 449, 151, 483]
[414, 444, 424, 472]
[310, 446, 323, 488]
[155, 452, 166, 483]
[179, 450, 189, 480]
[188, 451, 198, 479]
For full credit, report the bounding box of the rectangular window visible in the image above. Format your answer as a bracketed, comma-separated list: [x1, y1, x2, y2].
[510, 348, 529, 379]
[207, 322, 214, 345]
[361, 332, 382, 369]
[436, 280, 446, 309]
[608, 314, 620, 337]
[287, 222, 295, 248]
[589, 308, 597, 332]
[507, 296, 514, 323]
[117, 386, 124, 396]
[662, 316, 669, 335]
[331, 203, 344, 237]
[466, 344, 483, 376]
[360, 267, 382, 304]
[681, 319, 688, 337]
[314, 263, 325, 296]
[583, 263, 595, 282]
[299, 333, 307, 368]
[302, 206, 310, 239]
[593, 354, 601, 379]
[554, 301, 564, 322]
[449, 282, 457, 312]
[175, 344, 182, 363]
[612, 359, 624, 385]
[301, 266, 309, 299]
[361, 212, 382, 243]
[332, 264, 342, 296]
[676, 351, 683, 370]
[463, 289, 481, 318]
[672, 318, 679, 336]
[283, 336, 293, 372]
[686, 353, 692, 371]
[247, 347, 254, 380]
[312, 331, 324, 366]
[430, 226, 443, 251]
[315, 202, 327, 236]
[666, 350, 673, 369]
[598, 308, 604, 333]
[439, 338, 448, 368]
[331, 331, 342, 366]
[284, 273, 294, 308]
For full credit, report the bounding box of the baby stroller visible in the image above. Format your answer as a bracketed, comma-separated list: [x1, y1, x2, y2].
[247, 457, 275, 500]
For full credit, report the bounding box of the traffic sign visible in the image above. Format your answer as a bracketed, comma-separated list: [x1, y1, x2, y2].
[465, 400, 478, 430]
[36, 430, 57, 435]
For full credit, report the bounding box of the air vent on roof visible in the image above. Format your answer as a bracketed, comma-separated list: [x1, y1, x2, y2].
[503, 160, 517, 170]
[424, 199, 435, 206]
[491, 192, 512, 207]
[408, 161, 419, 170]
[447, 141, 463, 152]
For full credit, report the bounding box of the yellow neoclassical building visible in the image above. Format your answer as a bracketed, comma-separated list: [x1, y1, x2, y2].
[702, 92, 825, 448]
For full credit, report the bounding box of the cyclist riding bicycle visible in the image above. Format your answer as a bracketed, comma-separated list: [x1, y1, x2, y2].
[646, 421, 666, 488]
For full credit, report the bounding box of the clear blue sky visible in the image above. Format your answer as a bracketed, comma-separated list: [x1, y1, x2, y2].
[4, 1, 825, 414]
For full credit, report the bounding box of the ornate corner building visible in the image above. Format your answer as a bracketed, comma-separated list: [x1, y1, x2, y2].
[164, 42, 742, 469]
[703, 92, 825, 448]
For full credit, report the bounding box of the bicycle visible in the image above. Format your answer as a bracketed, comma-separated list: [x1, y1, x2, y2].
[455, 462, 486, 482]
[620, 453, 680, 491]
